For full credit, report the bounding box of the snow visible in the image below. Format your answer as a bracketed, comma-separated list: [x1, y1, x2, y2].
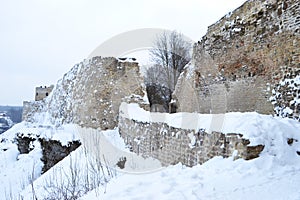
[77, 127, 161, 174]
[102, 129, 129, 151]
[82, 156, 300, 200]
[0, 122, 82, 199]
[271, 75, 300, 119]
[0, 125, 43, 199]
[232, 27, 242, 32]
[18, 127, 162, 199]
[283, 107, 293, 115]
[188, 132, 196, 148]
[80, 103, 300, 199]
[0, 103, 300, 199]
[120, 49, 153, 66]
[120, 102, 300, 146]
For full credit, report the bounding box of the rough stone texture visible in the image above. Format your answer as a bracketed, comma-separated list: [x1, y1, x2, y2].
[39, 139, 81, 173]
[270, 74, 300, 120]
[174, 0, 300, 117]
[15, 133, 81, 173]
[119, 116, 264, 167]
[16, 133, 36, 154]
[22, 100, 43, 121]
[23, 57, 149, 129]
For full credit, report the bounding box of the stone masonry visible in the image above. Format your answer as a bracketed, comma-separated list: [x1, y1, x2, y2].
[174, 0, 299, 117]
[119, 116, 264, 167]
[23, 57, 149, 129]
[21, 0, 299, 168]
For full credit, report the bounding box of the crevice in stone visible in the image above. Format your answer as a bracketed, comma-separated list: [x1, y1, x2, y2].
[38, 138, 81, 173]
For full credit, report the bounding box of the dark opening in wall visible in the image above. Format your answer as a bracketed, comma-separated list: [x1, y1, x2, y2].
[233, 74, 237, 81]
[46, 92, 48, 96]
[36, 93, 38, 96]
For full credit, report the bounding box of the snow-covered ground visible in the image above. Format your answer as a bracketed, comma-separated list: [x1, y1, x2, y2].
[0, 108, 300, 199]
[120, 102, 300, 146]
[0, 122, 79, 199]
[82, 156, 300, 200]
[81, 105, 300, 200]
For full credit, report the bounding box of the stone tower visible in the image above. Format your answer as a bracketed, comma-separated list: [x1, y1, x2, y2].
[35, 85, 54, 101]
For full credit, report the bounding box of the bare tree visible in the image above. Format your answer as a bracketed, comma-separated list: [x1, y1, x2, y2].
[144, 64, 166, 86]
[149, 31, 191, 91]
[144, 65, 171, 112]
[146, 31, 191, 113]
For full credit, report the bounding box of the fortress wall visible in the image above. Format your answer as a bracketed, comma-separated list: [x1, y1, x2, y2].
[174, 0, 300, 117]
[23, 57, 149, 129]
[119, 115, 264, 167]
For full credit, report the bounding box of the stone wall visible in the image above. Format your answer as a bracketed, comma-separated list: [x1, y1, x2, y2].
[22, 100, 43, 121]
[23, 57, 149, 129]
[270, 75, 300, 120]
[119, 116, 264, 167]
[174, 0, 299, 117]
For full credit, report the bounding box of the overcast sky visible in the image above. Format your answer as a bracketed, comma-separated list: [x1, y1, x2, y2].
[0, 0, 246, 106]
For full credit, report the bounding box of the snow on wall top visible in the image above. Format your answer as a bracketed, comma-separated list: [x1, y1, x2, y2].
[120, 102, 300, 146]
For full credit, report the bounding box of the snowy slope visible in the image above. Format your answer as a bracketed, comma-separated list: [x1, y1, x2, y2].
[1, 109, 300, 199]
[82, 155, 300, 200]
[78, 105, 300, 199]
[83, 103, 300, 199]
[0, 122, 79, 200]
[0, 123, 43, 199]
[19, 127, 162, 199]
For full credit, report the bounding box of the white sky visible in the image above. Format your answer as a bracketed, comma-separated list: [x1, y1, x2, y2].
[0, 0, 246, 106]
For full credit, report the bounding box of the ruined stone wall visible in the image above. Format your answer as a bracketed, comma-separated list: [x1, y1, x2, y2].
[23, 57, 149, 129]
[119, 116, 264, 167]
[174, 0, 299, 117]
[16, 132, 81, 173]
[22, 100, 43, 121]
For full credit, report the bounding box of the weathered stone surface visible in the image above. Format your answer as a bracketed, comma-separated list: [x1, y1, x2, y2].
[244, 145, 265, 160]
[16, 133, 36, 154]
[23, 57, 149, 129]
[119, 116, 264, 167]
[174, 0, 300, 118]
[21, 0, 299, 170]
[39, 138, 81, 173]
[16, 132, 81, 173]
[22, 100, 44, 121]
